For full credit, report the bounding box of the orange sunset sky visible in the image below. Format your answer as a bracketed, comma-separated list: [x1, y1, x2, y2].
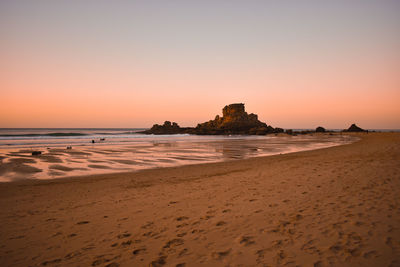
[1, 1, 399, 129]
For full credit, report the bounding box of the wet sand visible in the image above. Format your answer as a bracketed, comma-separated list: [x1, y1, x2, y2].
[0, 134, 355, 181]
[0, 132, 399, 266]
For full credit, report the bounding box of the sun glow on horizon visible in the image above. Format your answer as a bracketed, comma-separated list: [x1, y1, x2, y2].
[1, 1, 399, 129]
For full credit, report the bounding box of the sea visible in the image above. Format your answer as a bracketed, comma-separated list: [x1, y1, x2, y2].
[0, 128, 362, 182]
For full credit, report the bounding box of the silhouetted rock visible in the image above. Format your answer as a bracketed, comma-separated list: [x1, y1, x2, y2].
[32, 151, 42, 156]
[285, 129, 293, 135]
[316, 126, 326, 132]
[195, 103, 278, 135]
[141, 103, 281, 135]
[344, 124, 366, 132]
[143, 121, 187, 135]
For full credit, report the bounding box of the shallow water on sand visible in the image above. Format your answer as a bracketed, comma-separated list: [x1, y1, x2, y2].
[0, 134, 357, 182]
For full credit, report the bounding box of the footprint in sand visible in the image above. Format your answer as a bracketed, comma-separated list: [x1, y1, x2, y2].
[76, 221, 89, 225]
[206, 209, 216, 214]
[201, 215, 214, 220]
[132, 247, 146, 256]
[105, 263, 119, 267]
[274, 250, 287, 264]
[176, 223, 188, 228]
[256, 249, 267, 261]
[272, 239, 284, 249]
[237, 236, 255, 246]
[41, 258, 61, 266]
[159, 238, 186, 258]
[329, 243, 343, 254]
[353, 221, 364, 226]
[52, 232, 61, 237]
[91, 255, 121, 266]
[120, 240, 132, 247]
[9, 235, 25, 240]
[179, 248, 188, 257]
[143, 231, 153, 237]
[212, 249, 231, 260]
[177, 232, 187, 237]
[117, 233, 131, 239]
[141, 222, 154, 229]
[149, 256, 166, 267]
[64, 251, 82, 260]
[163, 238, 184, 249]
[216, 221, 227, 226]
[386, 237, 395, 249]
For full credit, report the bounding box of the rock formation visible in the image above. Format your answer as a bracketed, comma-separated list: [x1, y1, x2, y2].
[141, 103, 282, 135]
[195, 103, 279, 135]
[344, 124, 366, 132]
[143, 121, 187, 135]
[316, 126, 326, 132]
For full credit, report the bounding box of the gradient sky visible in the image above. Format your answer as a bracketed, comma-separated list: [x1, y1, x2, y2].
[1, 0, 399, 129]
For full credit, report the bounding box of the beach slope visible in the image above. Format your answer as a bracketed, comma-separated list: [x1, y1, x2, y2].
[0, 133, 399, 266]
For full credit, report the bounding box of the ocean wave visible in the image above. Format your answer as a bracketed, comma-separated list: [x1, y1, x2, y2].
[0, 132, 89, 137]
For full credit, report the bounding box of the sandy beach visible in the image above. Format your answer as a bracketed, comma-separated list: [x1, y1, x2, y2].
[0, 132, 399, 266]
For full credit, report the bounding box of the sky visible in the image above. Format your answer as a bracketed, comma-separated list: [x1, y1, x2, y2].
[0, 0, 399, 129]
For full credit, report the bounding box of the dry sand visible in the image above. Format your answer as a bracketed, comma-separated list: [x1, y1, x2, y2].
[0, 132, 399, 267]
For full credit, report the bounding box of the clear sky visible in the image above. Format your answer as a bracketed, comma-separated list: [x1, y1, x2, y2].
[1, 0, 399, 129]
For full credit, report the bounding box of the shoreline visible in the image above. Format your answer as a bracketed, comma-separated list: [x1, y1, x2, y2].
[0, 132, 399, 266]
[0, 133, 357, 182]
[0, 134, 359, 186]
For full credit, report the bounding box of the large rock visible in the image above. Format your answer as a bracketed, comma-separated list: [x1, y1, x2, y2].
[344, 124, 366, 132]
[316, 126, 326, 132]
[222, 103, 245, 117]
[143, 121, 186, 135]
[141, 103, 282, 135]
[195, 103, 277, 135]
